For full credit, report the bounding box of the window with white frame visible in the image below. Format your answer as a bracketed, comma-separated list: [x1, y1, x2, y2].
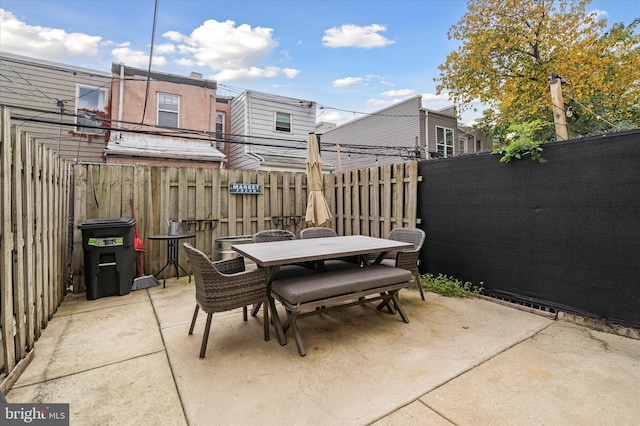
[157, 93, 179, 128]
[476, 138, 482, 151]
[459, 137, 467, 154]
[76, 85, 108, 134]
[436, 126, 454, 157]
[274, 111, 291, 133]
[215, 111, 225, 149]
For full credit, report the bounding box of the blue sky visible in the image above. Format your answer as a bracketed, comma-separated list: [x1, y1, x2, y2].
[1, 0, 638, 126]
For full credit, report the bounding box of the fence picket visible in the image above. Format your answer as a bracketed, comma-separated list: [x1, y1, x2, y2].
[1, 108, 419, 386]
[1, 108, 71, 389]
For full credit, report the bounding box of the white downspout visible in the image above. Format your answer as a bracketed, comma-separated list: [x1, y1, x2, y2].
[118, 63, 125, 138]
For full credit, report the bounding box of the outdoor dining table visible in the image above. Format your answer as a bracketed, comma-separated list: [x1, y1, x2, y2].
[232, 235, 413, 345]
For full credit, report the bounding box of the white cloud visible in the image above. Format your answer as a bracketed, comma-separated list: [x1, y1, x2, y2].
[420, 92, 452, 110]
[163, 19, 278, 69]
[279, 50, 292, 62]
[0, 9, 102, 60]
[333, 76, 363, 88]
[421, 92, 450, 102]
[162, 19, 298, 81]
[175, 57, 194, 66]
[281, 68, 300, 78]
[318, 110, 346, 124]
[213, 66, 299, 82]
[367, 98, 387, 106]
[381, 89, 414, 97]
[155, 43, 176, 55]
[322, 24, 394, 48]
[589, 8, 608, 19]
[111, 47, 167, 68]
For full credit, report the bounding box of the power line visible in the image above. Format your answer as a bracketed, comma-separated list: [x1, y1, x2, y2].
[0, 60, 58, 104]
[139, 0, 160, 126]
[7, 111, 416, 159]
[2, 103, 418, 152]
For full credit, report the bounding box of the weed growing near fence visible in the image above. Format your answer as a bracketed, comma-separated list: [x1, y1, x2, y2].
[420, 273, 484, 297]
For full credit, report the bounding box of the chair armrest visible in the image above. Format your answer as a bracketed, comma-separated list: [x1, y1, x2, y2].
[221, 266, 269, 289]
[212, 257, 246, 274]
[395, 250, 420, 273]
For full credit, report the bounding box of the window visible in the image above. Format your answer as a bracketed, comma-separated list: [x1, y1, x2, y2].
[158, 93, 179, 128]
[274, 111, 291, 133]
[476, 139, 482, 151]
[215, 111, 225, 149]
[76, 85, 108, 134]
[436, 126, 454, 157]
[458, 137, 467, 154]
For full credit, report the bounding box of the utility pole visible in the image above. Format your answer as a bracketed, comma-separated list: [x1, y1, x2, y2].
[549, 73, 568, 141]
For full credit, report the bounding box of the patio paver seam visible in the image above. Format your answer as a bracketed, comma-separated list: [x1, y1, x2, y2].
[9, 349, 167, 390]
[147, 290, 190, 423]
[56, 298, 152, 318]
[414, 319, 557, 397]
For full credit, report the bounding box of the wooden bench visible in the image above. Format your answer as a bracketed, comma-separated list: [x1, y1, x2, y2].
[270, 264, 412, 356]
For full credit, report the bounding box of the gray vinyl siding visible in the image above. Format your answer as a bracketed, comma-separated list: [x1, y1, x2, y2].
[228, 92, 252, 169]
[228, 90, 316, 170]
[320, 96, 423, 171]
[0, 52, 111, 163]
[425, 111, 458, 156]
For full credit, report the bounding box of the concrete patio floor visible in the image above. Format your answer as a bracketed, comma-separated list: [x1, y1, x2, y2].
[6, 276, 640, 425]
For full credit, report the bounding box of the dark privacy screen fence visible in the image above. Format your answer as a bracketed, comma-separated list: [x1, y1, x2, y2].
[417, 130, 640, 329]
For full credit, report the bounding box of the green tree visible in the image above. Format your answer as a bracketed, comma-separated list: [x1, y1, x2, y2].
[436, 0, 639, 141]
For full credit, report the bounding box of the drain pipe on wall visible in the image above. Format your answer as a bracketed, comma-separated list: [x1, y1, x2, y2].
[118, 63, 125, 137]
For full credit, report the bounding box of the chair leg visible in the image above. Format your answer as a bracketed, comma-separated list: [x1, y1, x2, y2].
[189, 305, 199, 335]
[415, 273, 425, 301]
[263, 297, 270, 342]
[251, 302, 262, 317]
[199, 313, 213, 358]
[243, 306, 248, 321]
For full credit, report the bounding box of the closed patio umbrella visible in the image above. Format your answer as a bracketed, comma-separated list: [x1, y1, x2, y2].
[305, 132, 332, 226]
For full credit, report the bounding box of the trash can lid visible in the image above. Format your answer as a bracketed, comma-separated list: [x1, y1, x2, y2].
[78, 217, 136, 229]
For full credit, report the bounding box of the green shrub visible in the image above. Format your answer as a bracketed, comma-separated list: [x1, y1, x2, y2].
[491, 120, 549, 163]
[420, 273, 484, 297]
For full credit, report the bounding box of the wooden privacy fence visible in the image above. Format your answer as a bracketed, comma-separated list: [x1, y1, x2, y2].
[0, 102, 419, 387]
[71, 161, 420, 293]
[1, 108, 72, 391]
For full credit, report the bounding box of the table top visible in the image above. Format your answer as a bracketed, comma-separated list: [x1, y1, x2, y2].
[232, 235, 412, 267]
[148, 233, 196, 240]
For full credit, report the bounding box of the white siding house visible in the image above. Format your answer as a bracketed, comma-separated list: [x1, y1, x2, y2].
[0, 51, 112, 163]
[319, 96, 492, 171]
[319, 96, 424, 171]
[228, 90, 321, 172]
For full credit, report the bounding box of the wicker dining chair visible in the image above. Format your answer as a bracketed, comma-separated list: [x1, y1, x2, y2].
[379, 228, 427, 300]
[299, 227, 337, 239]
[183, 243, 269, 358]
[252, 229, 296, 243]
[250, 229, 310, 315]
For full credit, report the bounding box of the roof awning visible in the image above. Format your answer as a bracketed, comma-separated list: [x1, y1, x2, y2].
[105, 134, 226, 162]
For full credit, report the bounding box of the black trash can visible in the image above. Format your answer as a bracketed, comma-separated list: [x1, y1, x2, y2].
[79, 217, 135, 300]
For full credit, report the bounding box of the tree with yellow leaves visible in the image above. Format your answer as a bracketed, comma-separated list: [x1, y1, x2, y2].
[436, 0, 639, 141]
